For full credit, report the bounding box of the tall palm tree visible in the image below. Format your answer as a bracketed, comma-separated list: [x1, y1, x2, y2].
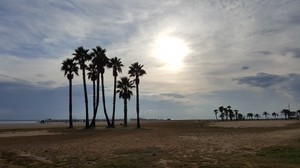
[87, 63, 98, 128]
[73, 46, 91, 129]
[128, 62, 146, 129]
[262, 111, 269, 119]
[214, 109, 218, 120]
[271, 112, 278, 119]
[219, 106, 224, 121]
[61, 58, 79, 128]
[107, 57, 124, 128]
[91, 46, 111, 128]
[117, 77, 134, 127]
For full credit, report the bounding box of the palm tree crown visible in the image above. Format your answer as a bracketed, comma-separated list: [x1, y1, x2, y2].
[107, 57, 123, 77]
[61, 58, 79, 80]
[117, 77, 134, 100]
[128, 62, 147, 84]
[73, 46, 91, 69]
[92, 46, 108, 73]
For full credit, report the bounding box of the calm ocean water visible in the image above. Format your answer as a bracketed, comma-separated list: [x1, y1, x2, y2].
[0, 120, 38, 124]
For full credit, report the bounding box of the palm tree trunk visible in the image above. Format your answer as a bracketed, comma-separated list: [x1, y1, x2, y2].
[89, 80, 96, 128]
[82, 68, 89, 129]
[124, 98, 127, 127]
[136, 76, 140, 129]
[69, 79, 73, 128]
[111, 76, 117, 128]
[101, 73, 111, 127]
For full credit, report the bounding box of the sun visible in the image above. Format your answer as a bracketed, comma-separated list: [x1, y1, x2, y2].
[152, 35, 190, 71]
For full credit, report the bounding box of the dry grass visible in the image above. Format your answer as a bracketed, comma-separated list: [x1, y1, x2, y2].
[0, 120, 299, 167]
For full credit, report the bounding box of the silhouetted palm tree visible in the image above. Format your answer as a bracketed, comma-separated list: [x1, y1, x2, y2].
[87, 63, 98, 128]
[254, 113, 260, 120]
[262, 111, 269, 119]
[281, 109, 290, 120]
[219, 106, 224, 121]
[271, 112, 278, 119]
[128, 62, 146, 129]
[234, 110, 239, 120]
[117, 77, 134, 127]
[214, 109, 218, 120]
[224, 108, 228, 121]
[73, 46, 91, 129]
[91, 46, 111, 128]
[61, 58, 79, 128]
[107, 57, 123, 128]
[247, 113, 254, 120]
[227, 106, 231, 120]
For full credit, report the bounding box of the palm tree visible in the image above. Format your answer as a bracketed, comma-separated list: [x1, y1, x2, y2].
[218, 106, 224, 121]
[91, 46, 111, 128]
[271, 112, 278, 119]
[87, 63, 98, 128]
[61, 58, 79, 128]
[117, 77, 134, 127]
[107, 57, 124, 128]
[227, 106, 231, 120]
[128, 62, 146, 129]
[281, 109, 290, 120]
[73, 46, 91, 129]
[262, 111, 269, 119]
[254, 113, 260, 120]
[214, 109, 218, 120]
[297, 110, 300, 119]
[247, 113, 254, 120]
[234, 110, 239, 120]
[224, 108, 228, 121]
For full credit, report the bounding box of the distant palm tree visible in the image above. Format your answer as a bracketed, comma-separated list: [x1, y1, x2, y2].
[91, 46, 111, 128]
[224, 108, 228, 121]
[234, 110, 239, 120]
[117, 77, 134, 127]
[247, 113, 254, 120]
[73, 46, 91, 129]
[219, 106, 224, 121]
[281, 109, 290, 120]
[214, 109, 218, 120]
[254, 113, 260, 120]
[128, 62, 146, 129]
[297, 110, 300, 119]
[107, 57, 124, 128]
[61, 58, 79, 128]
[271, 112, 278, 119]
[262, 111, 269, 119]
[87, 63, 98, 128]
[227, 106, 231, 121]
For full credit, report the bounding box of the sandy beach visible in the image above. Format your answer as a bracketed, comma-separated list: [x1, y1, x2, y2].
[0, 120, 299, 167]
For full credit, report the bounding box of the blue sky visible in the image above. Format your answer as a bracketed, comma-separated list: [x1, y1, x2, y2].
[0, 0, 300, 120]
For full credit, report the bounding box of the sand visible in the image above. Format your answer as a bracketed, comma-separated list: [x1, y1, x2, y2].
[0, 120, 299, 167]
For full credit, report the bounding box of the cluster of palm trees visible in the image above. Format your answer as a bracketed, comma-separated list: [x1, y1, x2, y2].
[214, 107, 300, 121]
[246, 109, 300, 120]
[214, 106, 240, 121]
[61, 46, 146, 129]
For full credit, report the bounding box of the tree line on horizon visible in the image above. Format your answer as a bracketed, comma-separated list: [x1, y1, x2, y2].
[61, 46, 146, 129]
[214, 106, 300, 121]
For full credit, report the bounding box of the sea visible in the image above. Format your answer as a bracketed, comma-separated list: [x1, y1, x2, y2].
[0, 120, 39, 124]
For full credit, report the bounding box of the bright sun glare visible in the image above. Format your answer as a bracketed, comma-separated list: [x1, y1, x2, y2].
[153, 35, 190, 71]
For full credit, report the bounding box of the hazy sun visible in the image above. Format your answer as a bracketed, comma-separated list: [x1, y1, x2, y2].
[152, 35, 190, 71]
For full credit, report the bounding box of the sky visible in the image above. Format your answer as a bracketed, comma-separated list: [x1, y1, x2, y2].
[0, 0, 300, 120]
